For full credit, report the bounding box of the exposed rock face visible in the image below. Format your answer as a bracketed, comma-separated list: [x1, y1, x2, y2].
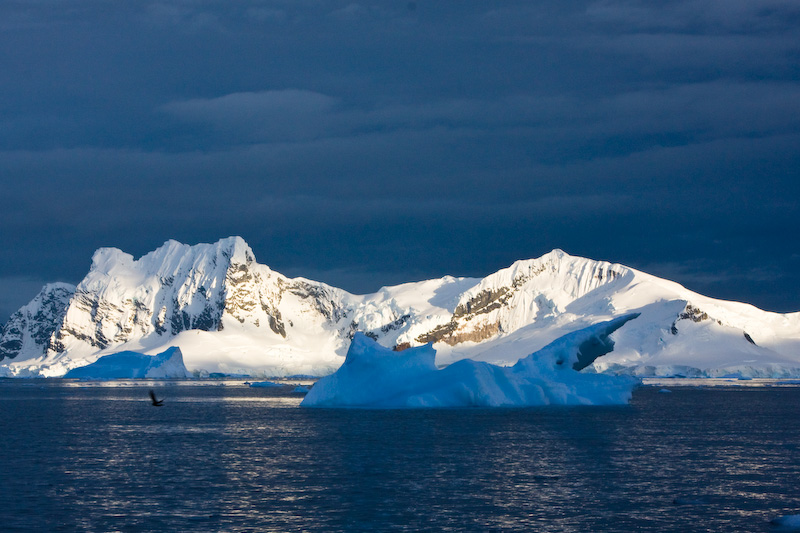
[670, 303, 724, 335]
[679, 304, 710, 323]
[41, 237, 350, 361]
[0, 283, 75, 361]
[414, 251, 629, 346]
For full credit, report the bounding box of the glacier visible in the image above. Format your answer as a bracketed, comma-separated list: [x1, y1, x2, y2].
[301, 315, 640, 408]
[2, 236, 800, 378]
[63, 347, 190, 379]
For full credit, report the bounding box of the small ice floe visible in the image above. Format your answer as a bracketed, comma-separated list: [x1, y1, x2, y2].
[658, 388, 672, 394]
[249, 381, 283, 388]
[771, 514, 800, 530]
[292, 386, 311, 394]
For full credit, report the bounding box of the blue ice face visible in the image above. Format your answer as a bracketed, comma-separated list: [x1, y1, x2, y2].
[302, 315, 640, 408]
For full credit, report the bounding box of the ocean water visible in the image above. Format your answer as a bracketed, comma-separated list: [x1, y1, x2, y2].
[1, 381, 799, 532]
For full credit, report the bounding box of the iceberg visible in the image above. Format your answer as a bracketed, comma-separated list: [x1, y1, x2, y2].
[770, 514, 800, 530]
[248, 381, 283, 388]
[63, 347, 190, 379]
[301, 314, 640, 408]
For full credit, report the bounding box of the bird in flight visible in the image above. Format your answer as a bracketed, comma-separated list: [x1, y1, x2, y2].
[149, 389, 164, 406]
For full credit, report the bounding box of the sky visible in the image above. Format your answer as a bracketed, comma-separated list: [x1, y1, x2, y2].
[1, 0, 799, 320]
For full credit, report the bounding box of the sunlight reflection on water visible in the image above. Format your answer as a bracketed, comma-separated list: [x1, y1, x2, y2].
[1, 381, 799, 532]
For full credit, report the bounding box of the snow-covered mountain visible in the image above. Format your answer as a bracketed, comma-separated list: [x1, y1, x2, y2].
[1, 237, 799, 377]
[0, 283, 75, 364]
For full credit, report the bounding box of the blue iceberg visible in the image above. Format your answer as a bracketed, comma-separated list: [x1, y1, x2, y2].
[248, 381, 283, 388]
[301, 314, 639, 408]
[64, 347, 190, 379]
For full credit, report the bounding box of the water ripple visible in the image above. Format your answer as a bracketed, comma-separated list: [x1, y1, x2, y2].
[1, 383, 798, 531]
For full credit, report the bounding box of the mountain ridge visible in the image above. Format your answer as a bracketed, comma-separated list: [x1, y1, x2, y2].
[2, 237, 799, 377]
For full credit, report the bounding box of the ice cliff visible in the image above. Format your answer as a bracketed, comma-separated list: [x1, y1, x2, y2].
[1, 237, 799, 378]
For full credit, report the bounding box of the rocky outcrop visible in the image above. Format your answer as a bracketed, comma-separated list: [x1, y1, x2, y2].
[414, 251, 628, 346]
[670, 303, 725, 335]
[0, 283, 74, 361]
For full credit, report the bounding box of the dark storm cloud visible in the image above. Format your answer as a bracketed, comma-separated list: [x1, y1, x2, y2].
[1, 0, 799, 319]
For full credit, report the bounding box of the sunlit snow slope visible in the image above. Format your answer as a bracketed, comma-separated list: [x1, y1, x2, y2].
[1, 237, 798, 377]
